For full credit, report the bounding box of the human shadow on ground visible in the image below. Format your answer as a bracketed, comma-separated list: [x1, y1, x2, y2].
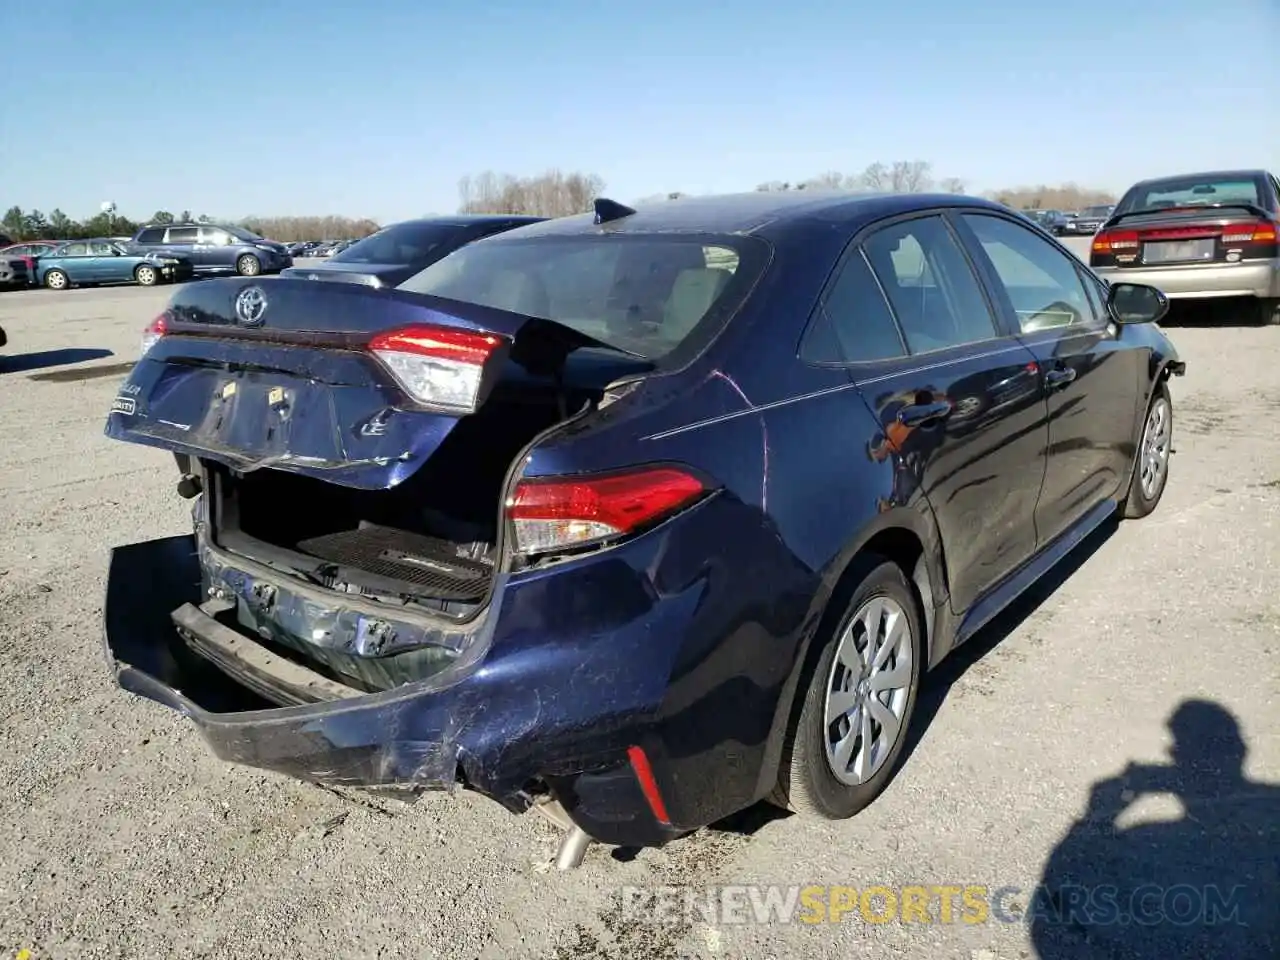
[1030, 699, 1278, 958]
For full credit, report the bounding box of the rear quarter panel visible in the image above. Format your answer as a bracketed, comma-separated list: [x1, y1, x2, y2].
[513, 228, 941, 823]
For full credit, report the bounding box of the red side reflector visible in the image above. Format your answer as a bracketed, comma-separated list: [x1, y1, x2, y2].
[627, 745, 671, 825]
[368, 324, 504, 365]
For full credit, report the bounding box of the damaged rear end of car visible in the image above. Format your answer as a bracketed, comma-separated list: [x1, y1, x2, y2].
[103, 221, 782, 852]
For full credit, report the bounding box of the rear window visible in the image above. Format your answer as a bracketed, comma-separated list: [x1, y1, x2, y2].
[1116, 176, 1262, 213]
[335, 222, 468, 266]
[397, 235, 761, 360]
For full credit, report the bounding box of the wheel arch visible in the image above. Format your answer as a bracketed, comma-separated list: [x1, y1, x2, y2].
[753, 507, 949, 802]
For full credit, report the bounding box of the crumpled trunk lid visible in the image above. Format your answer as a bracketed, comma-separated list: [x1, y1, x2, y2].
[105, 277, 645, 491]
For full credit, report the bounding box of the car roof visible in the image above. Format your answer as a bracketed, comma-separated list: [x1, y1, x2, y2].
[491, 191, 1011, 239]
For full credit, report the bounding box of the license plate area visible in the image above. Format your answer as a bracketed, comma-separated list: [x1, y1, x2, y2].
[1142, 238, 1216, 264]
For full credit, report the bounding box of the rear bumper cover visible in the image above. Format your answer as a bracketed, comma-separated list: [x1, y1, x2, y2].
[103, 517, 799, 847]
[1095, 259, 1280, 299]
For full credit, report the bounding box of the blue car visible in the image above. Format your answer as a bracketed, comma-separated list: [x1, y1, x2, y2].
[130, 222, 292, 277]
[37, 238, 194, 290]
[103, 192, 1183, 864]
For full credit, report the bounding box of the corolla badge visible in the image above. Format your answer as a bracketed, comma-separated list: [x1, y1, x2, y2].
[234, 285, 268, 326]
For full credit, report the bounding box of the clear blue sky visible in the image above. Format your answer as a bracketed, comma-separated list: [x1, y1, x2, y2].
[4, 0, 1277, 224]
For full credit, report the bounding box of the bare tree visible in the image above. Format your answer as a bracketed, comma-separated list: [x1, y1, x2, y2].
[800, 171, 848, 191]
[858, 163, 889, 191]
[938, 177, 967, 194]
[458, 169, 605, 217]
[890, 161, 932, 193]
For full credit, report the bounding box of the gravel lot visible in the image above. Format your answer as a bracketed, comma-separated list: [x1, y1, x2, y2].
[1, 242, 1276, 960]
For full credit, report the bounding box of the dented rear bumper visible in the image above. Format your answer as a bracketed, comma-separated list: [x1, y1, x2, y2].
[103, 533, 726, 847]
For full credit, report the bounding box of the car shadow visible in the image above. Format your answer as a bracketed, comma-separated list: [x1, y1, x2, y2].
[899, 516, 1117, 768]
[0, 347, 114, 374]
[1159, 298, 1263, 328]
[1030, 698, 1278, 957]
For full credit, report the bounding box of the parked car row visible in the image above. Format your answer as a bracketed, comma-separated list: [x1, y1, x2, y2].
[0, 221, 291, 291]
[1019, 206, 1115, 237]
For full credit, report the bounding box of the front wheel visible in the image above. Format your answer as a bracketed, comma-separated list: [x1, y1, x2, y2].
[236, 254, 261, 277]
[44, 269, 68, 290]
[772, 559, 923, 819]
[1123, 380, 1173, 519]
[134, 264, 158, 286]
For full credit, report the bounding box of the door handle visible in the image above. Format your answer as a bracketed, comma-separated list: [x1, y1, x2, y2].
[897, 399, 954, 428]
[1044, 367, 1077, 390]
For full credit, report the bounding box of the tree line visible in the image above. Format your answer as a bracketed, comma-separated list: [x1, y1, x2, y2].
[1, 206, 382, 244]
[2, 164, 1120, 245]
[457, 164, 1116, 215]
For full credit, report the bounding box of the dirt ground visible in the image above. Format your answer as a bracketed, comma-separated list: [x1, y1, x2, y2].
[1, 249, 1276, 959]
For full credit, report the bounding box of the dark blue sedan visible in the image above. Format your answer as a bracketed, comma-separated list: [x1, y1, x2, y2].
[102, 191, 1183, 865]
[37, 238, 193, 290]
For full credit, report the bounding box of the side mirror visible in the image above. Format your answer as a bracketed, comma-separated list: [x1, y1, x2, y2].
[1107, 282, 1169, 325]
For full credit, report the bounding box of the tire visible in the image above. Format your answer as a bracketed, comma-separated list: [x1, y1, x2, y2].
[771, 558, 924, 819]
[236, 254, 261, 277]
[1123, 379, 1173, 519]
[134, 264, 158, 286]
[44, 269, 68, 290]
[1257, 297, 1280, 326]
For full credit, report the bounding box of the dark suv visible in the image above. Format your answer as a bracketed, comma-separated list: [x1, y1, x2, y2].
[130, 223, 292, 277]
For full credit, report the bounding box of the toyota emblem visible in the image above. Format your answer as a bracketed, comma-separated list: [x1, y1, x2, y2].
[234, 286, 268, 326]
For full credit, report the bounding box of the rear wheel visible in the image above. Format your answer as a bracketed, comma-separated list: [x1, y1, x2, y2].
[44, 269, 68, 290]
[1257, 297, 1280, 326]
[236, 254, 261, 277]
[134, 264, 158, 286]
[772, 559, 923, 819]
[1123, 380, 1172, 519]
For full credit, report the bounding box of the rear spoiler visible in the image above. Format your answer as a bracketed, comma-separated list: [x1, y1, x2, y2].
[1108, 201, 1270, 225]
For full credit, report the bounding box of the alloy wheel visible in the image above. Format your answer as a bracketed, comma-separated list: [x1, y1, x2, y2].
[823, 596, 914, 785]
[1139, 396, 1171, 500]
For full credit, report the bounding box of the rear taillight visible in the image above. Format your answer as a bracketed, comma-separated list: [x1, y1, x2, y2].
[1221, 221, 1278, 244]
[368, 324, 508, 413]
[1092, 230, 1139, 253]
[141, 313, 168, 355]
[508, 466, 707, 555]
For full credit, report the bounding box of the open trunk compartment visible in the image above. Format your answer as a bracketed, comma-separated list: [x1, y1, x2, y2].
[208, 387, 566, 613]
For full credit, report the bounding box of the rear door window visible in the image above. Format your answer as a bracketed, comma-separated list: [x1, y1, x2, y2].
[166, 227, 198, 244]
[862, 215, 1000, 354]
[59, 242, 88, 256]
[399, 235, 761, 361]
[802, 250, 905, 363]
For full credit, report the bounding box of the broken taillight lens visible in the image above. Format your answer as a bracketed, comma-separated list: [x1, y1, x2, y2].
[141, 313, 168, 356]
[508, 466, 708, 555]
[368, 324, 507, 413]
